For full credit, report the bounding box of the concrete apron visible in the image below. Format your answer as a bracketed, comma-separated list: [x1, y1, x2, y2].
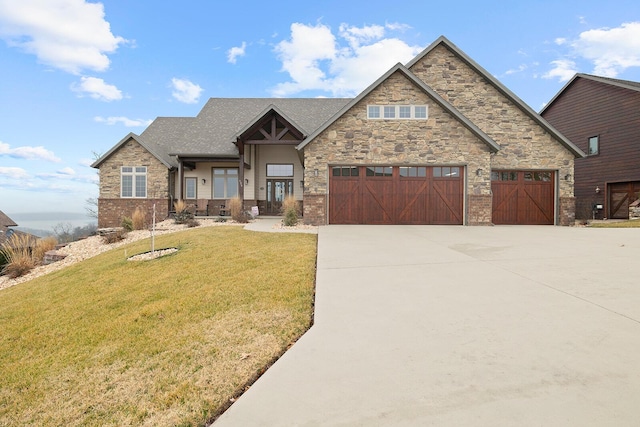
[214, 225, 640, 426]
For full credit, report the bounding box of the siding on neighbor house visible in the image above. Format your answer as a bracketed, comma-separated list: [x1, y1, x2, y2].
[408, 44, 576, 224]
[541, 78, 640, 219]
[303, 71, 494, 226]
[98, 139, 170, 227]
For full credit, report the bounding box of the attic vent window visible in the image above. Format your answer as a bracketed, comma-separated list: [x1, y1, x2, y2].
[367, 105, 428, 120]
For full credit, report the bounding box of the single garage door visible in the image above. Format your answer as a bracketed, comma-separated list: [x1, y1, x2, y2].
[491, 170, 555, 225]
[329, 165, 463, 225]
[608, 181, 640, 219]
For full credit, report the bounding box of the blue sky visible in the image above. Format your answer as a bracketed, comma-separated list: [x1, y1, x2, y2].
[1, 0, 639, 226]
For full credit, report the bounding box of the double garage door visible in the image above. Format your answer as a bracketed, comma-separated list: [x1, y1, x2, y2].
[329, 165, 463, 225]
[329, 166, 555, 225]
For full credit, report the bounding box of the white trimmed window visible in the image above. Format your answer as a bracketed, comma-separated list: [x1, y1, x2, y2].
[367, 105, 428, 119]
[266, 164, 294, 177]
[121, 166, 147, 198]
[185, 177, 197, 199]
[213, 168, 238, 199]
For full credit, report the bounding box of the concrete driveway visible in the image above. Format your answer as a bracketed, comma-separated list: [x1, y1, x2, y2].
[214, 225, 640, 426]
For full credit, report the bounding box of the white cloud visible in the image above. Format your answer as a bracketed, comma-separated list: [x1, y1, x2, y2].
[94, 116, 152, 127]
[0, 141, 61, 162]
[171, 78, 203, 104]
[504, 64, 528, 76]
[272, 22, 422, 97]
[0, 166, 30, 179]
[71, 76, 123, 101]
[0, 0, 127, 74]
[543, 59, 578, 82]
[544, 21, 640, 81]
[227, 42, 247, 64]
[573, 22, 640, 77]
[58, 167, 75, 175]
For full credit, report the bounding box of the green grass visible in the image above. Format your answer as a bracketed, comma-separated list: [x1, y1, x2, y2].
[0, 226, 317, 426]
[590, 219, 640, 228]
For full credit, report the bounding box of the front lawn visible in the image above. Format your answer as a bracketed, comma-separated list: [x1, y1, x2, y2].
[0, 226, 317, 426]
[590, 219, 640, 228]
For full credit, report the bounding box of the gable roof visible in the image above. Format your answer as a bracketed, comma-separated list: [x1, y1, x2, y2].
[407, 36, 585, 158]
[91, 132, 174, 169]
[540, 73, 640, 115]
[298, 63, 501, 152]
[167, 98, 350, 157]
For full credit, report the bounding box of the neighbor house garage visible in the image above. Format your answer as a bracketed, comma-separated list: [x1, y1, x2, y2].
[93, 36, 584, 227]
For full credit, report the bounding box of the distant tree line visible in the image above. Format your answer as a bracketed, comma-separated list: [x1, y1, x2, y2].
[53, 223, 98, 244]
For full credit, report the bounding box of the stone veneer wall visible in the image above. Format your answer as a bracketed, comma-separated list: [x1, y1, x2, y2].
[97, 138, 170, 227]
[303, 71, 494, 225]
[409, 44, 576, 222]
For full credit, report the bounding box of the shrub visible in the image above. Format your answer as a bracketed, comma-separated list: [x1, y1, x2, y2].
[121, 217, 134, 232]
[0, 234, 37, 278]
[132, 207, 146, 230]
[173, 200, 193, 224]
[32, 237, 58, 262]
[229, 197, 249, 223]
[281, 196, 300, 227]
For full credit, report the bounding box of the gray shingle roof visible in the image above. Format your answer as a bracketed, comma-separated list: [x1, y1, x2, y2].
[167, 98, 351, 157]
[92, 98, 350, 169]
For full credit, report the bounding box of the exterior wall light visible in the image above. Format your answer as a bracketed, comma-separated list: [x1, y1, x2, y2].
[201, 178, 206, 185]
[476, 168, 483, 176]
[595, 186, 600, 193]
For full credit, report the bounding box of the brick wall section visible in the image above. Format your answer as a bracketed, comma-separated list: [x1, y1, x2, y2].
[304, 71, 493, 225]
[97, 138, 170, 227]
[558, 196, 576, 226]
[98, 198, 170, 228]
[409, 44, 576, 207]
[302, 195, 326, 225]
[467, 195, 492, 225]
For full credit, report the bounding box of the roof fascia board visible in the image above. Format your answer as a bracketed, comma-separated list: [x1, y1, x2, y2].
[408, 36, 585, 158]
[91, 132, 173, 169]
[298, 63, 500, 152]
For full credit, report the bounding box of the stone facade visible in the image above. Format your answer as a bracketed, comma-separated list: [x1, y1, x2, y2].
[98, 138, 170, 227]
[409, 45, 575, 200]
[304, 71, 493, 225]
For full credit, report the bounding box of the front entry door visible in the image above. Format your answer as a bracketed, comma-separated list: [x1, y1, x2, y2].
[266, 179, 293, 214]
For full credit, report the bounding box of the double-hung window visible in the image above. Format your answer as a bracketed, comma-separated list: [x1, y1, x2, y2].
[121, 166, 147, 198]
[213, 168, 238, 199]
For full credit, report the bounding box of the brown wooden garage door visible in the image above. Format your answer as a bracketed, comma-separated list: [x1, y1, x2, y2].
[608, 181, 640, 219]
[329, 166, 463, 225]
[491, 170, 555, 225]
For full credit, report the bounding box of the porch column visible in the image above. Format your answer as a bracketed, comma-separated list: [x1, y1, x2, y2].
[237, 138, 245, 200]
[177, 159, 183, 200]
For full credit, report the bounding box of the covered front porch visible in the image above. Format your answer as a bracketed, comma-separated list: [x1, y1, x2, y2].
[171, 108, 305, 217]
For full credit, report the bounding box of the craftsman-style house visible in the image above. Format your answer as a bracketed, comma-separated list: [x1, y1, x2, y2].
[92, 36, 584, 227]
[541, 73, 640, 220]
